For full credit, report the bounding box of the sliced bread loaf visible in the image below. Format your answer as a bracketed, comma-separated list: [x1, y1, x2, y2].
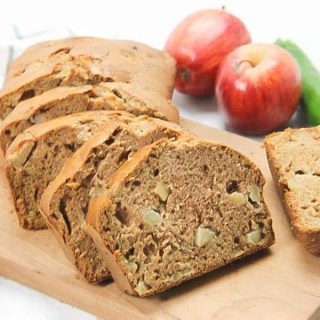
[0, 83, 179, 153]
[39, 116, 187, 283]
[265, 126, 320, 255]
[87, 137, 275, 296]
[5, 110, 133, 230]
[0, 37, 176, 119]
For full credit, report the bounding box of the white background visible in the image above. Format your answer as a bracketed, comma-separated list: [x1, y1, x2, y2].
[0, 0, 319, 319]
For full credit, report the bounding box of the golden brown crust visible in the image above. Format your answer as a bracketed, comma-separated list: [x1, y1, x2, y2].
[0, 37, 177, 119]
[6, 37, 176, 99]
[3, 64, 57, 96]
[86, 188, 111, 231]
[264, 127, 320, 255]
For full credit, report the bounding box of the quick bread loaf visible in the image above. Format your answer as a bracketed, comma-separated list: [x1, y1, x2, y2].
[265, 126, 320, 255]
[40, 116, 188, 283]
[6, 111, 133, 230]
[87, 137, 275, 296]
[1, 36, 277, 295]
[0, 37, 176, 119]
[0, 83, 179, 153]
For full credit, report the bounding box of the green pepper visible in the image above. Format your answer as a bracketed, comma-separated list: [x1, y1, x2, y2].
[275, 39, 320, 125]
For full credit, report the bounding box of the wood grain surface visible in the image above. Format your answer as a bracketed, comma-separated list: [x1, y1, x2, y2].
[0, 119, 319, 320]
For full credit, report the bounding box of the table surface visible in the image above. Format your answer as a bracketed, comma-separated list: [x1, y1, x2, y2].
[0, 1, 319, 319]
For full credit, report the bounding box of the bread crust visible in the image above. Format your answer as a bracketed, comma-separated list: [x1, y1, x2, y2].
[265, 128, 320, 255]
[6, 37, 176, 99]
[0, 37, 177, 119]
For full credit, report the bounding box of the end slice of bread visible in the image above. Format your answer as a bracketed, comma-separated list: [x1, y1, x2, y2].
[265, 126, 320, 255]
[87, 137, 275, 296]
[0, 37, 176, 119]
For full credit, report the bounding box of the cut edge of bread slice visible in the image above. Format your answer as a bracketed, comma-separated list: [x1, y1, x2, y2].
[5, 110, 133, 231]
[0, 83, 179, 153]
[87, 137, 275, 296]
[264, 126, 320, 255]
[39, 116, 187, 283]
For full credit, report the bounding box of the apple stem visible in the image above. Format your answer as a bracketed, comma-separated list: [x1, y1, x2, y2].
[236, 60, 254, 73]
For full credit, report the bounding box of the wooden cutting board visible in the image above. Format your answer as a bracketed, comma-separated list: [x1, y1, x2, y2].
[0, 119, 319, 320]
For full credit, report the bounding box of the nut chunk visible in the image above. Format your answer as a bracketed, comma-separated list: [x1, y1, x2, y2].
[143, 209, 162, 226]
[153, 181, 169, 201]
[246, 228, 262, 245]
[195, 227, 217, 247]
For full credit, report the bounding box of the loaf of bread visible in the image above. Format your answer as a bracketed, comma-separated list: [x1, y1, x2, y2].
[39, 116, 188, 283]
[1, 36, 277, 295]
[0, 83, 179, 153]
[265, 127, 320, 255]
[87, 137, 275, 296]
[0, 37, 176, 119]
[6, 110, 133, 230]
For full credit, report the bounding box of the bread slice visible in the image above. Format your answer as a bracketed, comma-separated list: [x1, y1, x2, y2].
[264, 127, 320, 255]
[39, 117, 187, 283]
[0, 37, 176, 119]
[86, 137, 275, 296]
[0, 83, 179, 153]
[5, 110, 133, 231]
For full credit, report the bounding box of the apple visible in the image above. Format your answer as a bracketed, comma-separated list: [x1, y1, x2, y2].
[215, 43, 301, 134]
[165, 9, 251, 96]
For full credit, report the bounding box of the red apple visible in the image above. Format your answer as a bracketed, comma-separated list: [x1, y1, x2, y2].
[165, 9, 251, 96]
[215, 43, 301, 134]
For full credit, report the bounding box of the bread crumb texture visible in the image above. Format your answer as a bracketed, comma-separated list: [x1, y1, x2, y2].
[91, 138, 274, 296]
[265, 126, 320, 255]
